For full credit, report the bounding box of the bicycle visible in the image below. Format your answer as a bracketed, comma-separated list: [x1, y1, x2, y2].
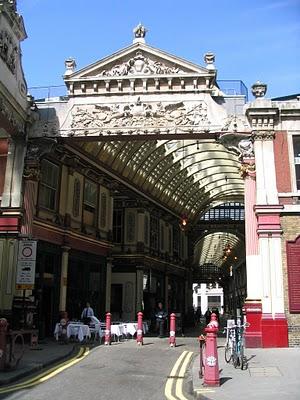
[224, 321, 250, 370]
[223, 325, 235, 364]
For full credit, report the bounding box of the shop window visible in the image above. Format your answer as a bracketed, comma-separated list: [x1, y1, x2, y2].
[100, 192, 107, 228]
[39, 159, 59, 210]
[113, 209, 123, 243]
[150, 216, 159, 250]
[126, 211, 136, 242]
[72, 178, 81, 217]
[144, 214, 149, 246]
[173, 226, 179, 256]
[83, 180, 98, 225]
[293, 136, 300, 190]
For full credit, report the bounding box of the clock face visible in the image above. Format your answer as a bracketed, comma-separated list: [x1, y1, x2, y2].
[206, 356, 217, 367]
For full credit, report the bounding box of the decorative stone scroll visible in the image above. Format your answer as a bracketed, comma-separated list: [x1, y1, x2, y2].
[70, 99, 209, 135]
[99, 51, 183, 77]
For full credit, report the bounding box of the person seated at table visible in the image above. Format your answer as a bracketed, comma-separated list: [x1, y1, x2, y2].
[81, 302, 94, 325]
[155, 301, 168, 338]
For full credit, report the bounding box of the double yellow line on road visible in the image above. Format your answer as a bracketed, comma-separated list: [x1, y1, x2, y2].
[165, 350, 194, 400]
[0, 346, 89, 394]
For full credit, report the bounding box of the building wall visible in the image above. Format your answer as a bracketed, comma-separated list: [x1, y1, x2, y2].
[192, 283, 224, 314]
[0, 238, 18, 315]
[281, 215, 300, 347]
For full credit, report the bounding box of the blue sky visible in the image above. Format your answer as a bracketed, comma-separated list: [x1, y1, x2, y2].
[18, 0, 300, 99]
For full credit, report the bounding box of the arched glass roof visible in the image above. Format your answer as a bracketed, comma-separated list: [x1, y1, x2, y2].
[76, 138, 244, 224]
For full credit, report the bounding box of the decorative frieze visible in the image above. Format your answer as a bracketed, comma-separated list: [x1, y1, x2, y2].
[70, 98, 209, 136]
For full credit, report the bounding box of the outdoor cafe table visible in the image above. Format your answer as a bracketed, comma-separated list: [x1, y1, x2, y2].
[54, 322, 91, 342]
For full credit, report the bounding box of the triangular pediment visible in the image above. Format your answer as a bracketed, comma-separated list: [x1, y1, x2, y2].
[66, 42, 210, 80]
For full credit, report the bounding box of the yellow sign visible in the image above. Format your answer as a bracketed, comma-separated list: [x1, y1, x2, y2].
[16, 284, 34, 290]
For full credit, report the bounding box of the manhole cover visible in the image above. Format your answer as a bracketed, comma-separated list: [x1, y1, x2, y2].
[249, 367, 282, 377]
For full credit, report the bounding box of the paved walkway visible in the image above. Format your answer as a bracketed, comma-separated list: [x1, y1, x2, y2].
[0, 339, 76, 386]
[192, 337, 300, 400]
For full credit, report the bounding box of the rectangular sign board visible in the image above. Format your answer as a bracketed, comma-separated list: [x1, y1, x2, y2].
[16, 240, 37, 290]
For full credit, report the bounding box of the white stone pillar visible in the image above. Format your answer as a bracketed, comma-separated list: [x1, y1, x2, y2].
[241, 158, 262, 301]
[136, 267, 144, 313]
[59, 246, 70, 312]
[262, 140, 278, 204]
[105, 258, 112, 312]
[1, 138, 26, 208]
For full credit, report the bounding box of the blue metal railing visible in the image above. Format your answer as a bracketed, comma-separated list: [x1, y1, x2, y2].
[28, 85, 67, 102]
[217, 80, 248, 101]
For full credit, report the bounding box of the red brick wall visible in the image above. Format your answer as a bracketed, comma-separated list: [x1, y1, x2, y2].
[274, 131, 292, 193]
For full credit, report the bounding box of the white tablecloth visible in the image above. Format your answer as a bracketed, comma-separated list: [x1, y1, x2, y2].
[67, 324, 91, 342]
[111, 324, 124, 338]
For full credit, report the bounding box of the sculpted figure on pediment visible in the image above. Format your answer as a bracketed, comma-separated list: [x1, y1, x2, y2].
[71, 100, 208, 132]
[99, 51, 182, 77]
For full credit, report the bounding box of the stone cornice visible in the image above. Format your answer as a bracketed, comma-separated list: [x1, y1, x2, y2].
[0, 1, 27, 41]
[251, 131, 275, 141]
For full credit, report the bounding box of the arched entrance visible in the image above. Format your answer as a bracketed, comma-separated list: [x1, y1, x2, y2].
[17, 26, 289, 347]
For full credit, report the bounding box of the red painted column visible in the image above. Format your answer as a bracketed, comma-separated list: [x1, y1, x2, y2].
[136, 311, 143, 345]
[104, 312, 111, 345]
[169, 313, 176, 347]
[204, 314, 220, 386]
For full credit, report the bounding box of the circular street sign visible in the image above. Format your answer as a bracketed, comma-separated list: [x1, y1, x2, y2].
[22, 246, 33, 258]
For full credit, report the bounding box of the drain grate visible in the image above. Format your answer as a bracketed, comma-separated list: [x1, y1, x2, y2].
[249, 366, 282, 377]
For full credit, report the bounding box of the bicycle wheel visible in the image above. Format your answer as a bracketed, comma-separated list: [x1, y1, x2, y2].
[240, 341, 248, 370]
[224, 342, 232, 363]
[233, 352, 240, 368]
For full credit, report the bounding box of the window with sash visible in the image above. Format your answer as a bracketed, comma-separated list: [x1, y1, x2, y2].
[293, 136, 300, 190]
[83, 180, 98, 225]
[39, 159, 59, 210]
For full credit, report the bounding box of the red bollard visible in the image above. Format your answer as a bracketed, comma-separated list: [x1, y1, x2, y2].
[0, 318, 8, 371]
[203, 313, 220, 386]
[169, 313, 176, 347]
[104, 312, 111, 345]
[136, 311, 143, 345]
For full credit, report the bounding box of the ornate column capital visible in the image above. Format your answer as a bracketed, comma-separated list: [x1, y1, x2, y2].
[239, 161, 256, 179]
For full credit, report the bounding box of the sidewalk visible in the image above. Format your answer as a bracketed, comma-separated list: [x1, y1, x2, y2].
[0, 339, 77, 386]
[192, 337, 300, 400]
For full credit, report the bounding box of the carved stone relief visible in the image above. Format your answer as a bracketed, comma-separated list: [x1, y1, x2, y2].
[238, 139, 254, 158]
[0, 92, 25, 133]
[98, 51, 183, 77]
[71, 99, 209, 135]
[25, 137, 57, 163]
[0, 30, 18, 75]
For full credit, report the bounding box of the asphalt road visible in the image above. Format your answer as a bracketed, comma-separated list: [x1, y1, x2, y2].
[1, 336, 198, 400]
